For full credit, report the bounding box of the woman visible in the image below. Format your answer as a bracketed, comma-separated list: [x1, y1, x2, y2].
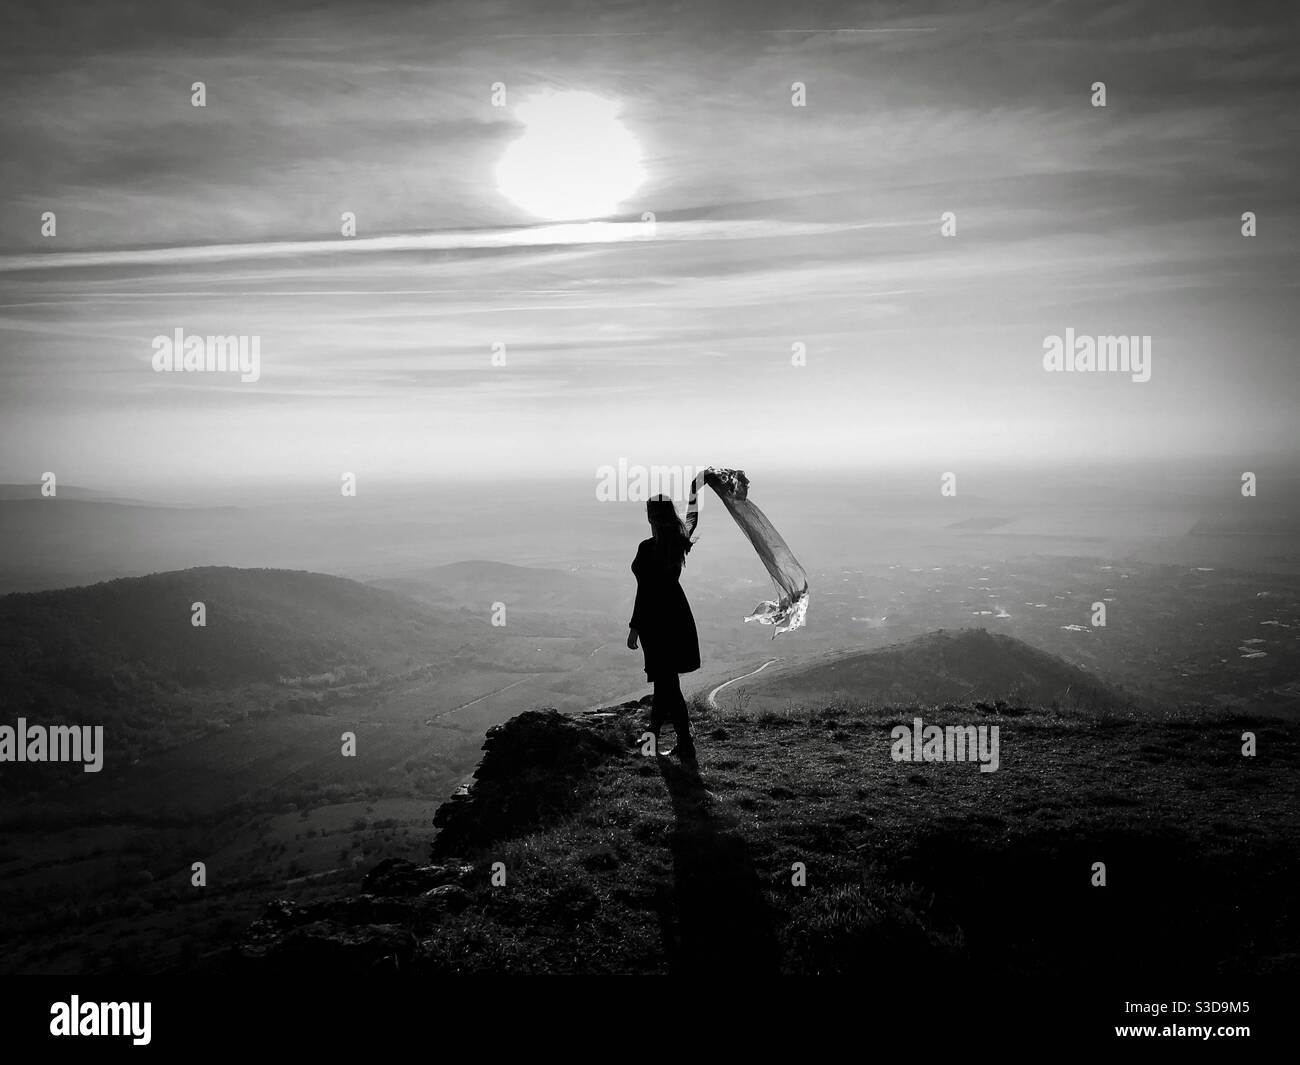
[626, 474, 706, 756]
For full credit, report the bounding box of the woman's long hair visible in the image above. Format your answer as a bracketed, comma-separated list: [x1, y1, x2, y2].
[647, 495, 694, 568]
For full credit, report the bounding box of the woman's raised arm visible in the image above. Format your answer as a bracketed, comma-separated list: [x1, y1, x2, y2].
[685, 469, 708, 535]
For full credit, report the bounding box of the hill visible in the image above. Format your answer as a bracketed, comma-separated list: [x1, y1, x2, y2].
[0, 567, 505, 974]
[226, 695, 1297, 979]
[0, 567, 452, 780]
[726, 628, 1131, 712]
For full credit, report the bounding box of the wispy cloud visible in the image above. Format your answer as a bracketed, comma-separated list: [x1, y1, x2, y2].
[1, 0, 1297, 483]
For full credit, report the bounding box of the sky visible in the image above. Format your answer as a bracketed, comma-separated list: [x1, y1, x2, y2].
[0, 0, 1297, 493]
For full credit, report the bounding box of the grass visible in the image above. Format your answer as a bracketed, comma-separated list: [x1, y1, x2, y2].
[384, 698, 1298, 977]
[217, 697, 1297, 978]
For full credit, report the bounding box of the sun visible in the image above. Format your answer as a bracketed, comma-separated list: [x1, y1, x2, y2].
[495, 90, 646, 221]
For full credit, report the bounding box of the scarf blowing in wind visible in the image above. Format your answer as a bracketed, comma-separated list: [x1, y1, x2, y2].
[696, 467, 810, 635]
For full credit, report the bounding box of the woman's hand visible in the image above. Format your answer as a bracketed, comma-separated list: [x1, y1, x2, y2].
[627, 627, 639, 650]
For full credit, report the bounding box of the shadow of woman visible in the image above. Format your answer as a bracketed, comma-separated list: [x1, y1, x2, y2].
[654, 752, 781, 974]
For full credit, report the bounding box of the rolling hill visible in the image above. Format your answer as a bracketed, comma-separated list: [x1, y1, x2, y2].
[726, 628, 1132, 712]
[0, 567, 457, 780]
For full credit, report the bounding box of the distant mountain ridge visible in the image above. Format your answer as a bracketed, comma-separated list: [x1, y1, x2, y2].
[0, 495, 255, 592]
[0, 484, 160, 504]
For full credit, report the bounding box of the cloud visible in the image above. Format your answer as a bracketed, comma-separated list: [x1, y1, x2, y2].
[1, 0, 1297, 484]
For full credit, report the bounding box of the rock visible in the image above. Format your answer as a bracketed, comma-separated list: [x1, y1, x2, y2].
[259, 898, 307, 929]
[360, 858, 473, 897]
[432, 708, 621, 857]
[421, 884, 472, 911]
[234, 709, 624, 975]
[360, 857, 415, 893]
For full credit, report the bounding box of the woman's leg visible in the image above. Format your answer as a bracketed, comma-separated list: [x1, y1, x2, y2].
[650, 675, 668, 738]
[665, 672, 692, 747]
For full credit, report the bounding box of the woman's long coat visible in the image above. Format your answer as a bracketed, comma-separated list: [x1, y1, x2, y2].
[629, 537, 701, 680]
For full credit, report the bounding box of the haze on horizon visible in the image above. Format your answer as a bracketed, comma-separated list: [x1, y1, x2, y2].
[1, 0, 1297, 492]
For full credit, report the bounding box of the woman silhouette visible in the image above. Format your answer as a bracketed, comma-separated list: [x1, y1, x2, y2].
[627, 474, 705, 755]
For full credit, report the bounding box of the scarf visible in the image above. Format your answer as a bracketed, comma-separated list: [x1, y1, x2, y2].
[696, 467, 810, 635]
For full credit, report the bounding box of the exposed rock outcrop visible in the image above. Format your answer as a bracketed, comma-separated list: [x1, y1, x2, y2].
[431, 706, 628, 857]
[229, 701, 644, 973]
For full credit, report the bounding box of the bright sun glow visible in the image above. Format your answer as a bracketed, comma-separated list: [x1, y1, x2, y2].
[496, 90, 646, 221]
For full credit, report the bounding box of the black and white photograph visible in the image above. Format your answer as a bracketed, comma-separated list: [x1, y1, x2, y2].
[0, 0, 1294, 1047]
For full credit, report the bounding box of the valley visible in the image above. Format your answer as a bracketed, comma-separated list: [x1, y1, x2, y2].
[1, 465, 1298, 973]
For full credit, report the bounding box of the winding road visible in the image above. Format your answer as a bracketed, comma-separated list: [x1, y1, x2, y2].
[707, 658, 779, 709]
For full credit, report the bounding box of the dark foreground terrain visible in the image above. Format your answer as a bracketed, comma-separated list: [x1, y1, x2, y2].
[224, 697, 1297, 977]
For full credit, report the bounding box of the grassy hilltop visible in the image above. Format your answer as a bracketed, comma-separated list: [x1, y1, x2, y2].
[232, 695, 1297, 978]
